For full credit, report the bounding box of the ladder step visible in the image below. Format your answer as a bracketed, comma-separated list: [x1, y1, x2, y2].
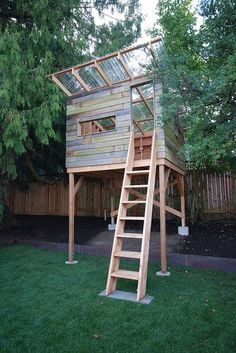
[111, 269, 139, 280]
[120, 216, 145, 221]
[117, 233, 143, 239]
[124, 184, 148, 188]
[122, 200, 146, 204]
[133, 159, 151, 167]
[114, 251, 141, 259]
[127, 170, 149, 175]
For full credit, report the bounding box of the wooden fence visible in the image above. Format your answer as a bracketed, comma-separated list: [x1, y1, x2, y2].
[8, 172, 236, 220]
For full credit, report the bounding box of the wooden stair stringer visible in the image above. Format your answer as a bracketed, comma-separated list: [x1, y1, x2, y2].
[137, 132, 157, 301]
[105, 130, 157, 302]
[105, 132, 135, 295]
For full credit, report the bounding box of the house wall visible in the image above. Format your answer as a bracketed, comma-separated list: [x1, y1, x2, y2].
[65, 80, 185, 171]
[66, 84, 131, 169]
[154, 82, 185, 170]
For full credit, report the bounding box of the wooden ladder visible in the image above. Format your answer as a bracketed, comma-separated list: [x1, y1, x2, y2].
[105, 131, 156, 301]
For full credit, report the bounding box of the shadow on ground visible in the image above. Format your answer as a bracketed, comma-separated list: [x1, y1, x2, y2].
[0, 215, 236, 258]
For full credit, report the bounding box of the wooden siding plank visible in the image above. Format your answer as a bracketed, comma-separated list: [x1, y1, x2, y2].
[67, 96, 130, 116]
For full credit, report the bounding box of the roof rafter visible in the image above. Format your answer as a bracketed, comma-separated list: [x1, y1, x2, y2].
[50, 37, 161, 97]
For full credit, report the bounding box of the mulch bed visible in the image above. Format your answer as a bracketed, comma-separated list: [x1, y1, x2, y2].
[0, 215, 235, 258]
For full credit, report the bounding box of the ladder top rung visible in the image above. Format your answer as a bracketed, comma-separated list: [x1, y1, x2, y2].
[117, 233, 143, 239]
[133, 159, 151, 167]
[122, 200, 146, 204]
[120, 216, 145, 221]
[127, 170, 149, 175]
[111, 269, 139, 280]
[124, 184, 148, 188]
[114, 251, 141, 259]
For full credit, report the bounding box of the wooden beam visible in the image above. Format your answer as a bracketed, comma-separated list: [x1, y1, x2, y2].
[159, 165, 167, 273]
[164, 168, 171, 190]
[94, 62, 111, 86]
[133, 118, 145, 135]
[117, 52, 133, 79]
[68, 173, 75, 262]
[67, 163, 126, 174]
[74, 176, 85, 196]
[136, 87, 154, 118]
[52, 75, 71, 96]
[148, 41, 156, 60]
[133, 96, 153, 104]
[71, 68, 90, 92]
[92, 120, 105, 132]
[111, 186, 182, 219]
[51, 37, 161, 77]
[154, 179, 178, 195]
[156, 159, 185, 175]
[178, 174, 186, 226]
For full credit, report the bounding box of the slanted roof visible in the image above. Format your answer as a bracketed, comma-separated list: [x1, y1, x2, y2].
[50, 37, 161, 97]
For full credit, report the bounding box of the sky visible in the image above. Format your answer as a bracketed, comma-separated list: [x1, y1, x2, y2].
[139, 0, 157, 41]
[94, 0, 202, 43]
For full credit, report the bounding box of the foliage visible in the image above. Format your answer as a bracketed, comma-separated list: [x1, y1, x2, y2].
[152, 0, 236, 171]
[93, 0, 142, 56]
[0, 0, 142, 223]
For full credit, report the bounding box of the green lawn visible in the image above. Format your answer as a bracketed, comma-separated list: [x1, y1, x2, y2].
[0, 246, 236, 353]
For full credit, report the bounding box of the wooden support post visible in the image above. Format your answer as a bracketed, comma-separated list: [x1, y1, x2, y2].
[111, 192, 115, 226]
[159, 165, 167, 274]
[179, 175, 186, 227]
[66, 173, 77, 264]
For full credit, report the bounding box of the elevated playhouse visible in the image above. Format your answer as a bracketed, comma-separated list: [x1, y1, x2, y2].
[50, 38, 187, 302]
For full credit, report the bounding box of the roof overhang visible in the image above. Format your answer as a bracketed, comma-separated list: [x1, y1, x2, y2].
[49, 37, 161, 97]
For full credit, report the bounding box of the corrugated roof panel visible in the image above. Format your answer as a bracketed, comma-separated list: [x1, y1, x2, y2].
[77, 66, 106, 88]
[122, 47, 152, 77]
[139, 83, 153, 97]
[133, 102, 150, 120]
[151, 41, 162, 58]
[56, 72, 83, 94]
[100, 57, 129, 82]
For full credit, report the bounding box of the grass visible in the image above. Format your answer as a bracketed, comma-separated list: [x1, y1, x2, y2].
[0, 245, 236, 353]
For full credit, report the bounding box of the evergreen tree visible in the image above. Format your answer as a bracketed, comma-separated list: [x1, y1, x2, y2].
[152, 0, 236, 171]
[0, 0, 142, 223]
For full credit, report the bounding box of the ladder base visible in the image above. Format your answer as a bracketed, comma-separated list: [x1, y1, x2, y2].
[99, 290, 153, 305]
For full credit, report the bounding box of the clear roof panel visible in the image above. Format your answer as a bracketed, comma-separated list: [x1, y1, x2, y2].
[52, 38, 161, 96]
[132, 84, 153, 102]
[99, 57, 129, 82]
[133, 102, 152, 121]
[139, 83, 153, 98]
[122, 46, 152, 77]
[57, 72, 83, 94]
[77, 65, 106, 88]
[151, 41, 162, 57]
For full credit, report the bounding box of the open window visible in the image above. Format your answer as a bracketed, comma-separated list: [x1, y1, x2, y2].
[78, 116, 116, 136]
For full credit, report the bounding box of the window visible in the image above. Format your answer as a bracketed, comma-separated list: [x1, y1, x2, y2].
[78, 116, 116, 136]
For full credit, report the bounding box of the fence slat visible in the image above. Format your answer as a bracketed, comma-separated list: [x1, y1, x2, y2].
[8, 171, 236, 218]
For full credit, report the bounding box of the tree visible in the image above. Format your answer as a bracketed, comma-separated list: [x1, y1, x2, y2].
[152, 0, 236, 171]
[0, 0, 142, 223]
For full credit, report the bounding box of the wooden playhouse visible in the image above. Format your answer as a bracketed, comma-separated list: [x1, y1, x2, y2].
[50, 38, 187, 302]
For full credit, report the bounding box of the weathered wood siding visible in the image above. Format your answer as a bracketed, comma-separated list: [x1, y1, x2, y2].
[66, 85, 131, 168]
[154, 82, 185, 170]
[65, 80, 185, 170]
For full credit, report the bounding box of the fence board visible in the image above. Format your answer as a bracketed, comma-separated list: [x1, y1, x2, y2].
[8, 172, 236, 219]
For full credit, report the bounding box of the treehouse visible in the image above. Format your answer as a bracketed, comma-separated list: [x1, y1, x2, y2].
[50, 38, 188, 303]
